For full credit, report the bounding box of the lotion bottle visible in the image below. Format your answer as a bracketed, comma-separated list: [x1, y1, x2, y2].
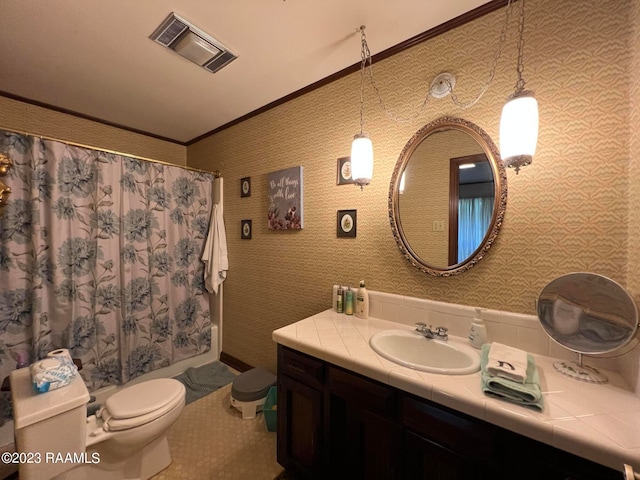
[468, 308, 487, 348]
[345, 287, 354, 315]
[336, 286, 344, 313]
[355, 280, 369, 319]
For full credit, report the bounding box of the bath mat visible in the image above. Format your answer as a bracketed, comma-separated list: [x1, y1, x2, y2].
[174, 361, 237, 405]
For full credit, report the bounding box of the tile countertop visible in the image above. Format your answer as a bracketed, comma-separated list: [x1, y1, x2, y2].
[272, 309, 640, 472]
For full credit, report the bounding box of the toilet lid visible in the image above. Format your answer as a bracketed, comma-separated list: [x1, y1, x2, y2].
[101, 379, 185, 431]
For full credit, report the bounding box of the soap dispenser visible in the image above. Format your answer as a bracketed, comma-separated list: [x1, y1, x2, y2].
[468, 308, 487, 349]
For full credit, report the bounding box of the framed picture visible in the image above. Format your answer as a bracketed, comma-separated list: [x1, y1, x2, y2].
[268, 166, 304, 230]
[241, 220, 252, 239]
[337, 210, 357, 238]
[336, 157, 354, 185]
[241, 177, 251, 197]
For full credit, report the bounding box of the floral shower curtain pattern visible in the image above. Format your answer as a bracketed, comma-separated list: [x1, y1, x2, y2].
[0, 131, 213, 412]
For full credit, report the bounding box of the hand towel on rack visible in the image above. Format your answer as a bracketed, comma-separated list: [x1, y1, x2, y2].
[486, 342, 528, 383]
[481, 344, 544, 411]
[202, 204, 228, 294]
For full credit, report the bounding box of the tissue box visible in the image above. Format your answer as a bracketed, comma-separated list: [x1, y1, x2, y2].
[30, 357, 78, 393]
[263, 386, 277, 432]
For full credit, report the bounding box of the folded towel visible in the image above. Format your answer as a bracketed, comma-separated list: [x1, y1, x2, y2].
[486, 342, 528, 383]
[481, 344, 544, 411]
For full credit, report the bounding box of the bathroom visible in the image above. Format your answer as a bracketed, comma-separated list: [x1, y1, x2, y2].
[1, 0, 639, 478]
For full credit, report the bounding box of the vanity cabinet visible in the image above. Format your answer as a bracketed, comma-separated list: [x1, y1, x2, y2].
[276, 345, 619, 480]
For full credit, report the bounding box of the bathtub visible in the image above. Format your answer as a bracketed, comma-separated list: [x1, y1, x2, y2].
[0, 324, 220, 449]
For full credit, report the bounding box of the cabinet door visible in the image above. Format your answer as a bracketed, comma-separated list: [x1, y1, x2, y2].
[277, 374, 324, 479]
[404, 430, 489, 480]
[327, 367, 401, 479]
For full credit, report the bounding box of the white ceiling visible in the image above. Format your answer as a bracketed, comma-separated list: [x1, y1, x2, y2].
[0, 0, 493, 144]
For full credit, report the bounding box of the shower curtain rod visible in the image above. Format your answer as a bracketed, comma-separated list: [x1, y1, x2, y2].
[0, 125, 220, 177]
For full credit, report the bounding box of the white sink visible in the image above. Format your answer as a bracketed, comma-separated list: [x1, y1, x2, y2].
[369, 329, 481, 375]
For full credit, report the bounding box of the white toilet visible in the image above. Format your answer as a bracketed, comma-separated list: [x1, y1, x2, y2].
[10, 367, 186, 480]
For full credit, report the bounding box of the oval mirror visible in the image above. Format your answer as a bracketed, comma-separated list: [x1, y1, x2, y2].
[389, 117, 507, 276]
[536, 272, 639, 383]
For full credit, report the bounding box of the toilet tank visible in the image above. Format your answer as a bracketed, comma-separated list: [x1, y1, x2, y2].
[10, 368, 91, 479]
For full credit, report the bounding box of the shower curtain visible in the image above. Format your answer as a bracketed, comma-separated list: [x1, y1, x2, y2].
[0, 131, 213, 419]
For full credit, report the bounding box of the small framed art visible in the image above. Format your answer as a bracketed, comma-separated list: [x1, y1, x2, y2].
[337, 210, 357, 238]
[241, 220, 252, 239]
[336, 157, 353, 185]
[241, 177, 251, 197]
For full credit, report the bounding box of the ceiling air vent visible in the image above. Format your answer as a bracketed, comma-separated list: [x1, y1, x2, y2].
[150, 13, 237, 73]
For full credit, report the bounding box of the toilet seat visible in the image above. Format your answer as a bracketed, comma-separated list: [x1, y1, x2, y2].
[99, 379, 185, 432]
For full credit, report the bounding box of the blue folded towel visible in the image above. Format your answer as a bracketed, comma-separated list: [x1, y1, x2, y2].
[481, 344, 544, 411]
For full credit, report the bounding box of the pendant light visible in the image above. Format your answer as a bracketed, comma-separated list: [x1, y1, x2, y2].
[351, 26, 373, 190]
[499, 0, 538, 174]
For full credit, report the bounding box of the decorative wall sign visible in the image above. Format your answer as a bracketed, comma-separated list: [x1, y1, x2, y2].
[336, 156, 354, 185]
[337, 209, 357, 238]
[241, 220, 252, 239]
[267, 166, 304, 230]
[241, 177, 251, 197]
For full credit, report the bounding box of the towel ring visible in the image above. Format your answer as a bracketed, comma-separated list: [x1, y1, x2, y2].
[536, 272, 639, 384]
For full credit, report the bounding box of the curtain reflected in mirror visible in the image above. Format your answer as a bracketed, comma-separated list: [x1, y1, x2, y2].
[451, 155, 494, 264]
[389, 117, 507, 277]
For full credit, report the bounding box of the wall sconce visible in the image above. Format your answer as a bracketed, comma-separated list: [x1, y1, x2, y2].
[351, 26, 373, 190]
[499, 0, 538, 174]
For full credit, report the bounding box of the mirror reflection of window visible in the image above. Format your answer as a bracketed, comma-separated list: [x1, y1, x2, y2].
[449, 155, 494, 264]
[451, 154, 494, 263]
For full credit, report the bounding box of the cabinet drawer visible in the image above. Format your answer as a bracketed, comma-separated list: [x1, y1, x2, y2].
[401, 394, 496, 461]
[328, 365, 396, 416]
[278, 345, 324, 389]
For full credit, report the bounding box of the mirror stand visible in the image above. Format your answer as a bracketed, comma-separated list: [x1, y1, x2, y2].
[537, 272, 639, 385]
[553, 353, 608, 384]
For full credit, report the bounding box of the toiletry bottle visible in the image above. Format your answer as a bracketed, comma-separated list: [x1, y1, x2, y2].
[468, 308, 487, 348]
[16, 352, 28, 369]
[337, 286, 344, 313]
[355, 280, 369, 319]
[332, 285, 339, 311]
[345, 287, 354, 315]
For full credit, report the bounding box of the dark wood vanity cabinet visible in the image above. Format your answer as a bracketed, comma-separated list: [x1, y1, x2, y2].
[276, 345, 619, 480]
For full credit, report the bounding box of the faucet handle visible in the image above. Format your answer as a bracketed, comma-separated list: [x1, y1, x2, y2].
[435, 326, 448, 339]
[415, 322, 427, 331]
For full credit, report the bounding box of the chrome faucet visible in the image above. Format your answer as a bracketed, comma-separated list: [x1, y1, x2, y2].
[415, 322, 448, 341]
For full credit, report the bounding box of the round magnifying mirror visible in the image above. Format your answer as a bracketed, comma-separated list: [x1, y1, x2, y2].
[389, 117, 507, 276]
[537, 272, 639, 383]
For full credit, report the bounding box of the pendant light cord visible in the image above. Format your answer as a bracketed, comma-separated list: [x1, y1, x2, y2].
[357, 0, 519, 123]
[358, 26, 370, 135]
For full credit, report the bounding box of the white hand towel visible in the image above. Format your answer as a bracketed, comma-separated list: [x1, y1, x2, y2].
[486, 342, 528, 384]
[202, 204, 228, 294]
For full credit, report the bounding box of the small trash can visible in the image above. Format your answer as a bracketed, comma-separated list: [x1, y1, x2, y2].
[230, 367, 276, 419]
[263, 386, 277, 432]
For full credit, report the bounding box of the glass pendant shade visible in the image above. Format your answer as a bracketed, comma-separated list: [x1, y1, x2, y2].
[499, 91, 539, 172]
[351, 133, 373, 187]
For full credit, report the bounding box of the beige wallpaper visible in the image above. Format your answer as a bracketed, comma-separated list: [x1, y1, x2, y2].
[0, 96, 186, 165]
[625, 0, 640, 389]
[188, 0, 637, 374]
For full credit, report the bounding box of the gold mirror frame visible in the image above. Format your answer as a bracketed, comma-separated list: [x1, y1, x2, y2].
[0, 153, 12, 217]
[388, 116, 507, 277]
